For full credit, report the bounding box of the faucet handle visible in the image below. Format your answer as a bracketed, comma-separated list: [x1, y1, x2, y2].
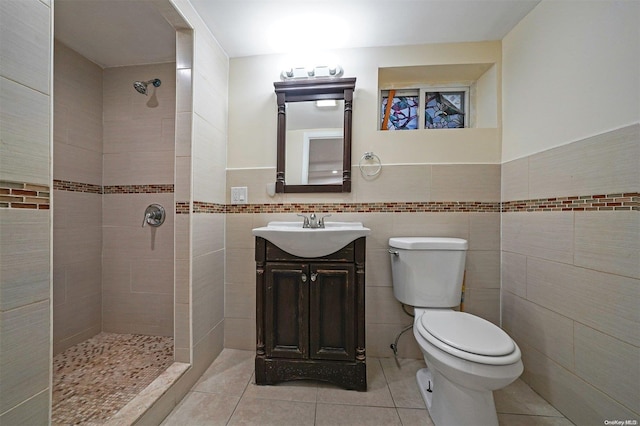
[297, 213, 310, 228]
[319, 214, 332, 228]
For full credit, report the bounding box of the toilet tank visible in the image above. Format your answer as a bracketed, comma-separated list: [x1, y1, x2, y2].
[389, 237, 468, 308]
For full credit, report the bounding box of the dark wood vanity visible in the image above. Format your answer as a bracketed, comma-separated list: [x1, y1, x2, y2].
[254, 236, 367, 391]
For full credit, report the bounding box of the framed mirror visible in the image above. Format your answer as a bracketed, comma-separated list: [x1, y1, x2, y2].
[274, 77, 356, 193]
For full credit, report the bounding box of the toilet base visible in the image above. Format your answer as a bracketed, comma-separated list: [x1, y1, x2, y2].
[416, 368, 434, 411]
[416, 367, 498, 426]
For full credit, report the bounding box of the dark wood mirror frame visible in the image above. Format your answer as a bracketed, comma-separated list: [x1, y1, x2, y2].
[274, 77, 356, 193]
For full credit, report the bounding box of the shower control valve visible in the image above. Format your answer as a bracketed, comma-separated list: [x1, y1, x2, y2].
[142, 204, 166, 227]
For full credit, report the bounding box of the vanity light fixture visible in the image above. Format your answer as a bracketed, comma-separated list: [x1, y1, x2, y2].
[280, 65, 344, 80]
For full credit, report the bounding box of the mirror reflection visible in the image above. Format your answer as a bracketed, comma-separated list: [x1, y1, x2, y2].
[274, 77, 355, 193]
[285, 100, 344, 185]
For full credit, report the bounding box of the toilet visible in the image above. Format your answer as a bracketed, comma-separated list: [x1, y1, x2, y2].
[389, 237, 523, 426]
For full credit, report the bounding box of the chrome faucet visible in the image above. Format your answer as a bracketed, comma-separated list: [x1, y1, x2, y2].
[297, 213, 332, 228]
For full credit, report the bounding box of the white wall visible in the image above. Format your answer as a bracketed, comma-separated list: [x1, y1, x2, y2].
[228, 41, 503, 169]
[502, 0, 640, 161]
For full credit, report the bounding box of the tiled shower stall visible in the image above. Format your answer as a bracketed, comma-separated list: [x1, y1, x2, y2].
[53, 42, 177, 353]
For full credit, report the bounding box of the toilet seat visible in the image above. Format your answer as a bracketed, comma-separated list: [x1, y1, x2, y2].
[417, 310, 521, 365]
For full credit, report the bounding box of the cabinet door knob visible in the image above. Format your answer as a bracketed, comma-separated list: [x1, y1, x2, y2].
[301, 273, 307, 283]
[311, 273, 318, 282]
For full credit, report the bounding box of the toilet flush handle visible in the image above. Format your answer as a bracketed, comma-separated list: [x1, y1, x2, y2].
[388, 249, 399, 256]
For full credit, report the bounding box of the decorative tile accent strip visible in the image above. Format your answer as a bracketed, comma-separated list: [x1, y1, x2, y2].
[54, 180, 174, 195]
[193, 201, 226, 213]
[223, 201, 502, 214]
[0, 180, 50, 209]
[103, 184, 174, 194]
[502, 192, 639, 212]
[215, 193, 638, 215]
[176, 201, 190, 214]
[54, 179, 102, 194]
[11, 179, 638, 214]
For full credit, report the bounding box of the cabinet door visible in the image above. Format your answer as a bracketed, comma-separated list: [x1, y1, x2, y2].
[265, 263, 309, 359]
[309, 263, 355, 361]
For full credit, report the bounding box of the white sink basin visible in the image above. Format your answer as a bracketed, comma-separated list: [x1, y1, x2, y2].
[252, 221, 371, 258]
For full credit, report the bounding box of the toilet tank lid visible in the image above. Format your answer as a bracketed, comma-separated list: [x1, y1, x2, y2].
[389, 237, 468, 250]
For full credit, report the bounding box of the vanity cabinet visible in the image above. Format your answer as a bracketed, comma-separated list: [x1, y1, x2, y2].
[255, 236, 366, 391]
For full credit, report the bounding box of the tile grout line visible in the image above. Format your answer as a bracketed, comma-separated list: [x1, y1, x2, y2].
[225, 367, 255, 425]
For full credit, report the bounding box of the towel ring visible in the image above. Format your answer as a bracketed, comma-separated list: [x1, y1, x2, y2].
[359, 152, 382, 177]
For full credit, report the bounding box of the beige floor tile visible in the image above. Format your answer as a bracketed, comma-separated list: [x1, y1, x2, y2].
[163, 350, 573, 426]
[396, 408, 435, 426]
[192, 349, 254, 397]
[316, 358, 395, 407]
[242, 373, 318, 403]
[228, 397, 316, 426]
[161, 391, 239, 426]
[495, 379, 564, 417]
[380, 357, 427, 409]
[315, 403, 402, 426]
[498, 413, 575, 425]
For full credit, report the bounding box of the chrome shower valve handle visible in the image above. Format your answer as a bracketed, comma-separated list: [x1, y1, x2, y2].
[142, 204, 166, 227]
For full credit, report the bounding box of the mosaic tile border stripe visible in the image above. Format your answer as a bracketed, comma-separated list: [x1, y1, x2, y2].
[192, 193, 638, 214]
[53, 179, 174, 195]
[103, 184, 174, 194]
[12, 179, 637, 213]
[176, 202, 190, 214]
[502, 192, 639, 212]
[54, 179, 102, 194]
[193, 201, 226, 213]
[223, 201, 501, 214]
[0, 180, 50, 209]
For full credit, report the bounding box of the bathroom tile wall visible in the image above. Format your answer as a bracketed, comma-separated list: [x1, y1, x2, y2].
[136, 1, 230, 422]
[501, 2, 639, 423]
[101, 63, 176, 336]
[52, 41, 103, 354]
[173, 26, 195, 366]
[0, 0, 52, 423]
[225, 163, 502, 359]
[501, 125, 639, 424]
[184, 0, 228, 376]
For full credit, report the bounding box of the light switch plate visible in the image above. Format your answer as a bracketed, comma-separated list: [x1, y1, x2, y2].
[231, 186, 248, 204]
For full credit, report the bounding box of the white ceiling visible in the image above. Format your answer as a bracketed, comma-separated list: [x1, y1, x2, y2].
[54, 0, 540, 68]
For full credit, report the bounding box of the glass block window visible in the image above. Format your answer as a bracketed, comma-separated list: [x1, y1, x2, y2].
[380, 90, 419, 130]
[425, 91, 466, 129]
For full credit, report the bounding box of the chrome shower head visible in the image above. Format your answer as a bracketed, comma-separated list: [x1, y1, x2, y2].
[133, 81, 148, 95]
[133, 79, 161, 95]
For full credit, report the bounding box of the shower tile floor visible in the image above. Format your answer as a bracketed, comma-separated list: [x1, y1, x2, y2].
[163, 349, 575, 425]
[52, 332, 174, 425]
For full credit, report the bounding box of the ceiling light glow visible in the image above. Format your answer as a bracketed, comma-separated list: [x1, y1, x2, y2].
[268, 15, 349, 54]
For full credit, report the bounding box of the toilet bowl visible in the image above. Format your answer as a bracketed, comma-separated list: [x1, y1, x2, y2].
[413, 308, 523, 426]
[388, 237, 522, 426]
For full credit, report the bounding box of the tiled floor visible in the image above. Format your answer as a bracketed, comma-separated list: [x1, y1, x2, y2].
[163, 349, 574, 426]
[52, 332, 174, 425]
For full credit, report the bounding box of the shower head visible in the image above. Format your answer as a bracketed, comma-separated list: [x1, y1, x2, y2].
[133, 79, 161, 95]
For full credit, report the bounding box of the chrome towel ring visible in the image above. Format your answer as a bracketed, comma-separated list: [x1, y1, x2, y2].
[359, 152, 382, 177]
